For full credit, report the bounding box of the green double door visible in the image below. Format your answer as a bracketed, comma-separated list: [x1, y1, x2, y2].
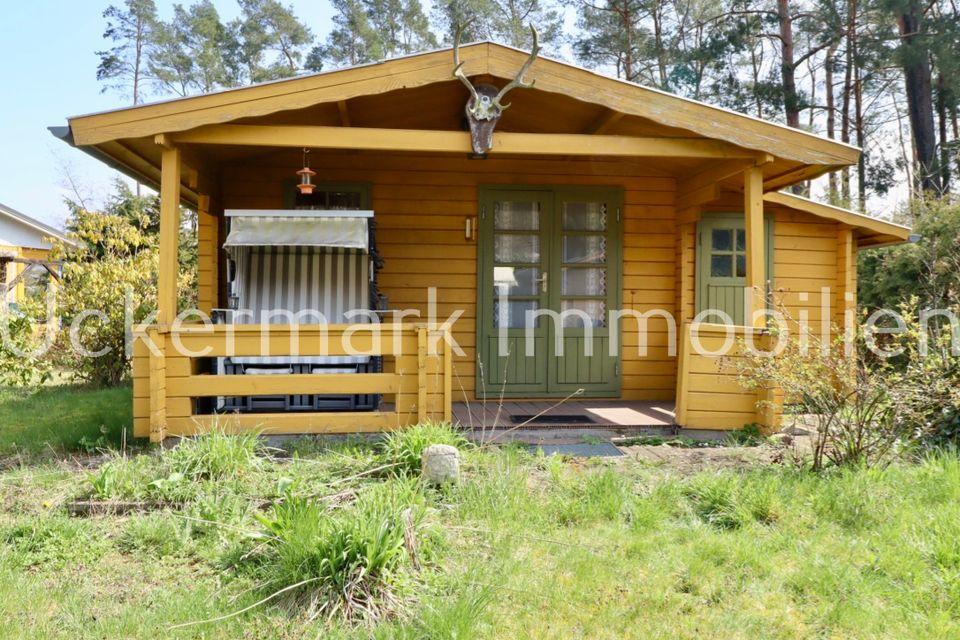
[477, 187, 622, 397]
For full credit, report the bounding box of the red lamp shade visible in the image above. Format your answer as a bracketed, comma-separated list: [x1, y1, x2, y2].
[296, 166, 316, 194]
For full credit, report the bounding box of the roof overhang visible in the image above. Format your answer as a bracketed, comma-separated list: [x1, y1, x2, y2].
[763, 191, 911, 248]
[54, 42, 859, 200]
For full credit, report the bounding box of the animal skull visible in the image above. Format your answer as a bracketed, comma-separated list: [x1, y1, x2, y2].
[453, 23, 540, 155]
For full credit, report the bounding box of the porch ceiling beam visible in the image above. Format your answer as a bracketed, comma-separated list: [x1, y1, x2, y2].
[584, 109, 624, 134]
[678, 156, 773, 195]
[675, 183, 720, 211]
[168, 124, 765, 159]
[337, 100, 352, 127]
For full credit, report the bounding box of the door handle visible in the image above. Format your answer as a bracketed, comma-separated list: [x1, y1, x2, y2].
[535, 272, 548, 293]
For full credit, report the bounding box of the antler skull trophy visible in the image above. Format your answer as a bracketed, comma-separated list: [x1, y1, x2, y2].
[453, 23, 541, 155]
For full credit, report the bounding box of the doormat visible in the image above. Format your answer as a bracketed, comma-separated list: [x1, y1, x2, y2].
[531, 442, 624, 457]
[511, 414, 596, 424]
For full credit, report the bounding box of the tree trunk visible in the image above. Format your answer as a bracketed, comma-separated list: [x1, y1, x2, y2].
[855, 54, 866, 210]
[777, 0, 800, 129]
[840, 0, 855, 204]
[825, 43, 838, 200]
[937, 73, 950, 190]
[896, 1, 941, 193]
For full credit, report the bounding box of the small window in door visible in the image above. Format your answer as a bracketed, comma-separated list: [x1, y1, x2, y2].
[709, 228, 747, 278]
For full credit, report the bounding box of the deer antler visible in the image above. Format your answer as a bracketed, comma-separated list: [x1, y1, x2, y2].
[452, 22, 480, 106]
[493, 25, 540, 111]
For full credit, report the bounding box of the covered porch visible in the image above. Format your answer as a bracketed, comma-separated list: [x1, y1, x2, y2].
[56, 42, 883, 441]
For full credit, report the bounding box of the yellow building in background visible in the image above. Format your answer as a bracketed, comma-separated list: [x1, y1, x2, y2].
[0, 202, 71, 311]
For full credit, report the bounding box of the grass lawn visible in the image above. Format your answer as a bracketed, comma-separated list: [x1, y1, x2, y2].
[1, 389, 959, 638]
[0, 385, 132, 455]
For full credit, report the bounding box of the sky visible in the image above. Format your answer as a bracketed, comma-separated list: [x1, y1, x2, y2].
[0, 0, 334, 229]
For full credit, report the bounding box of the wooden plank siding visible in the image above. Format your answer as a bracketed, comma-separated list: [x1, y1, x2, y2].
[218, 150, 681, 403]
[674, 323, 782, 430]
[672, 191, 859, 429]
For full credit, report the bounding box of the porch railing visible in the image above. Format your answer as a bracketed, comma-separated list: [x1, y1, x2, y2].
[132, 323, 453, 442]
[674, 322, 781, 431]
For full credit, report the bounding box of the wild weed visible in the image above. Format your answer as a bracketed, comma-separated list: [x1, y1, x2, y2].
[117, 513, 192, 557]
[165, 426, 265, 481]
[247, 478, 429, 623]
[0, 517, 109, 567]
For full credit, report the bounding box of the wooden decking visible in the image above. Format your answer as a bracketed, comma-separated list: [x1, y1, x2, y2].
[452, 400, 676, 430]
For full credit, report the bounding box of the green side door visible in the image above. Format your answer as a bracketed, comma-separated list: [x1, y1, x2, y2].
[695, 213, 774, 325]
[478, 186, 622, 397]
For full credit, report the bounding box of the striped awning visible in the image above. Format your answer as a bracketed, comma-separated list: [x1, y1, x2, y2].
[223, 210, 371, 251]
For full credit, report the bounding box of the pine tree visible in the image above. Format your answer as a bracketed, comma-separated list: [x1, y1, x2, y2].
[235, 0, 313, 82]
[433, 0, 562, 50]
[308, 0, 436, 70]
[96, 0, 160, 105]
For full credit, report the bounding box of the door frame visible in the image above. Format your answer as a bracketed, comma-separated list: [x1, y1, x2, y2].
[476, 184, 624, 398]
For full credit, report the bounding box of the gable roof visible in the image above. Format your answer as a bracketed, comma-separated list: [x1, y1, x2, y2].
[64, 42, 858, 169]
[764, 191, 911, 248]
[0, 202, 72, 247]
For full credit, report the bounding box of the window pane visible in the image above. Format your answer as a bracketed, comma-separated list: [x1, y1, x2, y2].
[562, 235, 606, 264]
[495, 234, 539, 263]
[562, 267, 606, 295]
[494, 300, 539, 328]
[736, 229, 746, 251]
[562, 202, 606, 231]
[495, 201, 540, 230]
[561, 300, 607, 328]
[712, 229, 732, 251]
[736, 254, 746, 277]
[711, 255, 733, 277]
[327, 190, 362, 209]
[493, 267, 539, 296]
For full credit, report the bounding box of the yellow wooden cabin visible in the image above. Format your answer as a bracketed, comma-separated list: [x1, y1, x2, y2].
[53, 42, 911, 441]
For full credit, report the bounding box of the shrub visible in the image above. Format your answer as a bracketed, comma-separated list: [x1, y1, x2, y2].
[735, 306, 904, 469]
[378, 421, 470, 476]
[0, 312, 52, 387]
[50, 202, 160, 386]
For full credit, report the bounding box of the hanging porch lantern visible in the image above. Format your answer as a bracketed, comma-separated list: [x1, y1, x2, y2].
[295, 148, 316, 195]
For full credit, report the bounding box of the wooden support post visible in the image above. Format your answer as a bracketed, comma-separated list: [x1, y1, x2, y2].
[743, 166, 766, 327]
[196, 194, 218, 314]
[835, 226, 856, 329]
[417, 325, 427, 423]
[148, 329, 167, 443]
[442, 328, 452, 423]
[158, 146, 181, 327]
[676, 222, 696, 325]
